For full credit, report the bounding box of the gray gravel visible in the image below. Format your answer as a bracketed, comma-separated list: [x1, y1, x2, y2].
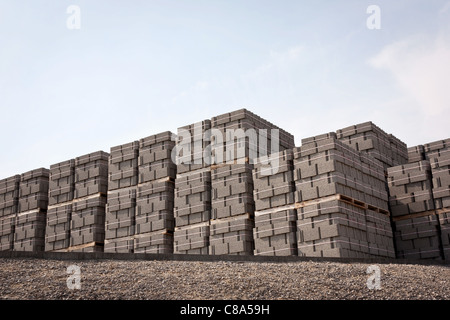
[0, 258, 449, 300]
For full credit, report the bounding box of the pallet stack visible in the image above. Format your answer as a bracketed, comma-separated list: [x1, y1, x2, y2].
[176, 120, 211, 173]
[0, 175, 20, 251]
[207, 110, 295, 255]
[105, 141, 139, 253]
[252, 150, 297, 256]
[174, 120, 212, 254]
[429, 147, 450, 260]
[293, 133, 395, 258]
[210, 109, 295, 164]
[387, 161, 442, 260]
[134, 132, 176, 254]
[14, 168, 49, 251]
[408, 139, 450, 163]
[71, 151, 109, 252]
[45, 159, 75, 251]
[336, 121, 408, 169]
[209, 163, 255, 255]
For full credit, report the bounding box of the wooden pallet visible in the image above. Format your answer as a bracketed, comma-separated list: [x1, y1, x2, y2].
[52, 241, 104, 252]
[72, 192, 107, 203]
[16, 208, 47, 217]
[174, 221, 210, 232]
[210, 213, 253, 225]
[137, 176, 175, 188]
[294, 194, 390, 216]
[391, 208, 448, 222]
[254, 204, 296, 217]
[210, 157, 250, 170]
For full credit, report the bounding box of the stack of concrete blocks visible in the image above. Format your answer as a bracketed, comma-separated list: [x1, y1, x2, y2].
[105, 141, 139, 253]
[45, 159, 75, 251]
[208, 109, 295, 256]
[293, 133, 395, 258]
[209, 163, 255, 255]
[174, 170, 211, 254]
[407, 145, 426, 164]
[408, 139, 450, 163]
[72, 151, 109, 252]
[387, 161, 442, 260]
[210, 109, 295, 165]
[336, 121, 408, 170]
[0, 175, 20, 251]
[387, 161, 435, 217]
[174, 120, 212, 254]
[252, 150, 297, 256]
[14, 168, 49, 251]
[134, 131, 176, 254]
[429, 146, 450, 260]
[176, 120, 211, 174]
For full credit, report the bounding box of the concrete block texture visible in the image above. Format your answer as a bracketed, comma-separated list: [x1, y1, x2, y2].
[49, 159, 75, 206]
[174, 223, 210, 253]
[136, 181, 174, 234]
[393, 213, 443, 260]
[293, 136, 388, 212]
[138, 135, 176, 182]
[210, 109, 295, 150]
[45, 204, 72, 250]
[438, 210, 450, 260]
[70, 225, 105, 247]
[176, 120, 211, 173]
[75, 151, 110, 166]
[18, 169, 49, 213]
[174, 171, 210, 225]
[335, 121, 408, 168]
[423, 138, 450, 157]
[0, 175, 20, 217]
[408, 145, 425, 163]
[133, 230, 173, 254]
[0, 214, 16, 237]
[211, 164, 255, 220]
[296, 199, 395, 259]
[387, 160, 436, 217]
[104, 237, 134, 253]
[108, 141, 139, 191]
[14, 238, 45, 252]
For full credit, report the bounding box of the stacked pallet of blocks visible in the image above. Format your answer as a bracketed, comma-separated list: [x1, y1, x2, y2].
[45, 160, 75, 251]
[0, 175, 20, 251]
[15, 168, 49, 251]
[210, 109, 295, 164]
[387, 161, 442, 259]
[252, 150, 297, 256]
[389, 138, 450, 261]
[135, 132, 176, 254]
[209, 163, 255, 255]
[71, 151, 109, 252]
[429, 145, 450, 260]
[105, 133, 177, 254]
[336, 121, 408, 169]
[293, 133, 395, 258]
[209, 110, 295, 255]
[105, 141, 139, 253]
[174, 120, 212, 254]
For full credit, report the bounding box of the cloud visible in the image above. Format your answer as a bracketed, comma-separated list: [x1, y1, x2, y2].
[369, 33, 450, 117]
[439, 1, 450, 14]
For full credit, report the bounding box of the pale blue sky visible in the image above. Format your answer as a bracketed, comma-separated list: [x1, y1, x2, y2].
[1, 1, 449, 178]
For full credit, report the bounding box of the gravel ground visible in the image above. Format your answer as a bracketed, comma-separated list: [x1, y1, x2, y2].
[0, 258, 449, 300]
